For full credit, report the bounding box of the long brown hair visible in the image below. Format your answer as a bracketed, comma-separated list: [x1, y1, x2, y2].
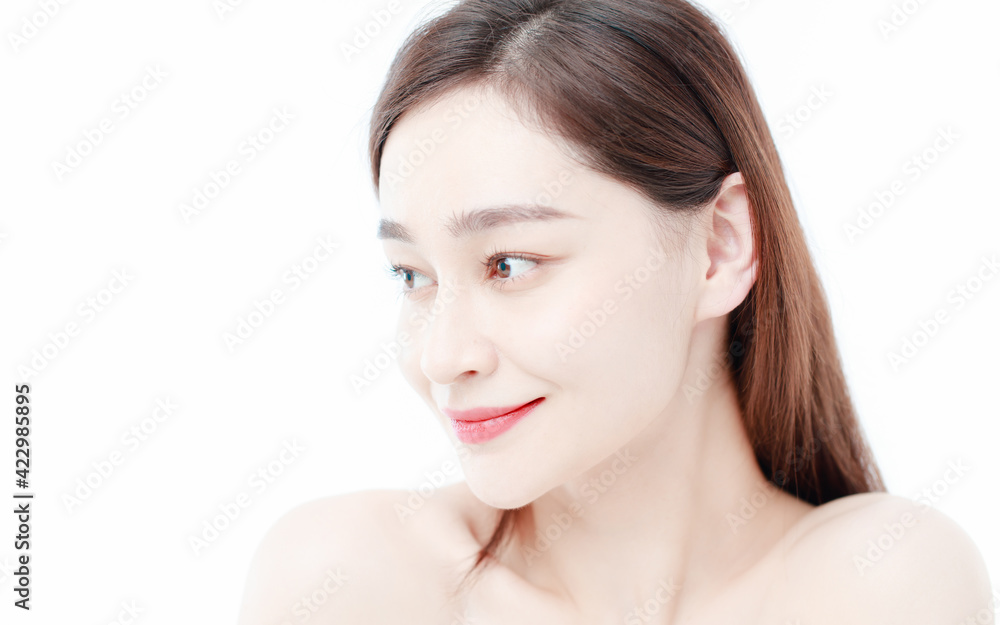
[368, 0, 884, 593]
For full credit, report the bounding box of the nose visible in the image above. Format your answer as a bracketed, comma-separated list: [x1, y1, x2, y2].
[418, 282, 498, 385]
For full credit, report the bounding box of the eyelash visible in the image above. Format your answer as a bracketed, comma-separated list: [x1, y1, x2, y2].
[384, 246, 540, 300]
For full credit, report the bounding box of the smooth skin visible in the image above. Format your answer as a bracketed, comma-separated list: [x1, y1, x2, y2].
[237, 86, 994, 625]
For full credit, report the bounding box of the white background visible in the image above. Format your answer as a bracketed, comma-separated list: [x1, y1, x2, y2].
[0, 0, 997, 622]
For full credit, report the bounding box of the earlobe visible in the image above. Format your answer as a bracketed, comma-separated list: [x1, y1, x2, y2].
[695, 172, 756, 321]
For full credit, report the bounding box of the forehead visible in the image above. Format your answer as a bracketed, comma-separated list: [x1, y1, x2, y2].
[378, 86, 586, 220]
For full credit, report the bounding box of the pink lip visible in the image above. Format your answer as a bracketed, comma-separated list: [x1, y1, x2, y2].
[444, 397, 544, 444]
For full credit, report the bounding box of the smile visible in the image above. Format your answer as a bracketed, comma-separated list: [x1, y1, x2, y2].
[444, 397, 545, 444]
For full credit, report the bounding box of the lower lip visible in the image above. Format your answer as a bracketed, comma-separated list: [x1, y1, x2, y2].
[450, 398, 544, 444]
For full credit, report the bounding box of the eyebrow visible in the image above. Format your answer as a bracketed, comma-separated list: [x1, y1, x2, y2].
[376, 204, 579, 243]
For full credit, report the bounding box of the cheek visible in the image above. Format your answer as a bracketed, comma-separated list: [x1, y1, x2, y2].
[619, 265, 694, 392]
[540, 264, 688, 369]
[541, 257, 694, 428]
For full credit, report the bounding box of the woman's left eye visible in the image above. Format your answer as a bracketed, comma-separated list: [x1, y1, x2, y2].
[488, 254, 536, 283]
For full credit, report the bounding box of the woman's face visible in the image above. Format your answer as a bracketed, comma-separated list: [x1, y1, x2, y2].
[378, 85, 705, 509]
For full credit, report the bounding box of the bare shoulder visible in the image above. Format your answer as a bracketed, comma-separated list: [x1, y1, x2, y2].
[773, 492, 994, 624]
[236, 484, 484, 625]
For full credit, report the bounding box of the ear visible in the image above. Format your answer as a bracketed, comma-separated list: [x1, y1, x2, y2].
[694, 172, 757, 322]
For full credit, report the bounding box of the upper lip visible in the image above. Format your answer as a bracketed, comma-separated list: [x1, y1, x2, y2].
[442, 398, 544, 422]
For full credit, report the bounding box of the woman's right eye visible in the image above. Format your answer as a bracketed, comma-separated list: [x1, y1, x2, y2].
[385, 264, 434, 296]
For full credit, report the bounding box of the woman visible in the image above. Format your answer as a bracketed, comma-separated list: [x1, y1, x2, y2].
[238, 1, 993, 623]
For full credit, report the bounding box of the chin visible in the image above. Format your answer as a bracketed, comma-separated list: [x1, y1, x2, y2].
[463, 470, 544, 510]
